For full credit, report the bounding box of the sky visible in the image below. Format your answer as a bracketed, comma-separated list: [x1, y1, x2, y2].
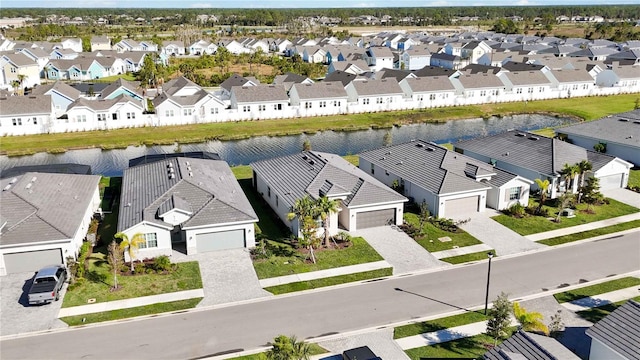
[2, 0, 639, 8]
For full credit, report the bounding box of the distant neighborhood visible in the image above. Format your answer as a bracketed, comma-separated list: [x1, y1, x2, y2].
[1, 29, 640, 136]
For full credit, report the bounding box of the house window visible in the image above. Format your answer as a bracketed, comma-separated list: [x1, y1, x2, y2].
[480, 90, 487, 97]
[467, 91, 474, 97]
[362, 98, 370, 105]
[319, 101, 326, 108]
[12, 118, 22, 126]
[516, 88, 523, 94]
[97, 113, 107, 121]
[267, 186, 271, 198]
[527, 87, 534, 94]
[258, 104, 266, 112]
[274, 104, 282, 110]
[112, 113, 118, 120]
[376, 97, 383, 104]
[210, 108, 218, 114]
[10, 67, 16, 73]
[126, 112, 136, 119]
[32, 117, 37, 125]
[242, 105, 250, 112]
[333, 100, 341, 107]
[370, 163, 375, 174]
[428, 94, 436, 100]
[165, 110, 174, 117]
[183, 109, 192, 116]
[305, 102, 312, 109]
[139, 233, 158, 249]
[417, 95, 424, 101]
[509, 187, 522, 200]
[538, 87, 544, 93]
[77, 115, 86, 122]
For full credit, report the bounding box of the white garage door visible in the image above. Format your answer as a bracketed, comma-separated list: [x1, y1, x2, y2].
[598, 174, 623, 190]
[3, 249, 63, 274]
[444, 196, 479, 218]
[356, 209, 396, 229]
[196, 230, 245, 253]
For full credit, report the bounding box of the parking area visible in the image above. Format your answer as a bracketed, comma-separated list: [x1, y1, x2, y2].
[0, 272, 67, 337]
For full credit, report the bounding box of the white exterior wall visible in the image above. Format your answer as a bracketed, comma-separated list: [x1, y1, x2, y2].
[437, 190, 488, 218]
[0, 240, 74, 276]
[120, 223, 173, 262]
[594, 159, 632, 189]
[566, 134, 640, 167]
[0, 113, 52, 136]
[347, 202, 404, 230]
[487, 178, 531, 210]
[183, 222, 256, 255]
[403, 54, 431, 71]
[254, 171, 294, 233]
[589, 339, 626, 360]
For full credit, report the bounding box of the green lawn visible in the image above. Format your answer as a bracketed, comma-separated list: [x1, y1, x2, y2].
[231, 165, 253, 180]
[553, 277, 640, 303]
[394, 312, 488, 339]
[62, 258, 203, 307]
[4, 94, 638, 157]
[60, 298, 202, 326]
[91, 73, 136, 82]
[492, 199, 639, 236]
[404, 213, 482, 252]
[253, 237, 384, 279]
[404, 329, 517, 360]
[264, 268, 392, 295]
[440, 251, 497, 265]
[630, 169, 640, 188]
[576, 296, 640, 323]
[229, 343, 327, 359]
[538, 219, 640, 246]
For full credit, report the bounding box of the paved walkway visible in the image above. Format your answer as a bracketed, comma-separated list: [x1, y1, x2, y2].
[431, 243, 494, 259]
[459, 210, 546, 256]
[57, 289, 204, 317]
[352, 226, 449, 275]
[561, 286, 640, 312]
[602, 188, 640, 208]
[318, 328, 410, 360]
[526, 213, 640, 241]
[259, 260, 391, 287]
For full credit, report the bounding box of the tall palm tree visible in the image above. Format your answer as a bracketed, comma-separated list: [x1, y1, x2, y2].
[560, 163, 580, 194]
[16, 74, 26, 95]
[316, 196, 339, 247]
[115, 232, 146, 272]
[513, 302, 549, 335]
[534, 178, 550, 214]
[288, 196, 319, 263]
[577, 160, 593, 203]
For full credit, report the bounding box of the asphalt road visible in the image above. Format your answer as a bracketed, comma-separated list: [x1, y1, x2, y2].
[2, 232, 639, 360]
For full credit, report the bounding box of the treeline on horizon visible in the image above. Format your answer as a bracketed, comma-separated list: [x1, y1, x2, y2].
[3, 5, 640, 27]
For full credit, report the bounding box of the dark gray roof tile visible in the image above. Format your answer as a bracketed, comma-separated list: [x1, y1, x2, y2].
[586, 300, 640, 360]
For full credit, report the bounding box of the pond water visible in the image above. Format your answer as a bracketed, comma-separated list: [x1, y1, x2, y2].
[1, 114, 574, 177]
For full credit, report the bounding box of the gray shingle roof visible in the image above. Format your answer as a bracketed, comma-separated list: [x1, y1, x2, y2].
[350, 78, 403, 96]
[231, 84, 289, 103]
[162, 76, 201, 96]
[1, 163, 91, 179]
[586, 300, 640, 360]
[220, 74, 253, 92]
[250, 151, 406, 209]
[548, 69, 594, 83]
[455, 130, 616, 176]
[502, 71, 552, 86]
[291, 82, 348, 100]
[0, 172, 100, 245]
[31, 81, 81, 100]
[455, 73, 505, 89]
[558, 110, 640, 148]
[403, 76, 456, 92]
[483, 330, 580, 360]
[67, 94, 142, 112]
[359, 141, 491, 195]
[101, 78, 142, 99]
[118, 157, 257, 232]
[0, 95, 52, 116]
[2, 52, 37, 67]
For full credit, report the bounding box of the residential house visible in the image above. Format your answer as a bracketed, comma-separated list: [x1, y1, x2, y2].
[0, 95, 54, 136]
[556, 110, 640, 166]
[18, 47, 50, 75]
[44, 57, 105, 81]
[450, 72, 505, 104]
[546, 69, 595, 97]
[430, 52, 467, 70]
[289, 82, 348, 116]
[219, 73, 258, 99]
[30, 81, 81, 116]
[498, 70, 554, 101]
[345, 78, 405, 112]
[189, 40, 217, 55]
[272, 72, 313, 91]
[359, 141, 504, 219]
[251, 151, 407, 236]
[90, 36, 111, 51]
[595, 65, 640, 93]
[219, 39, 250, 55]
[100, 78, 143, 100]
[327, 60, 370, 75]
[162, 40, 186, 56]
[454, 130, 633, 199]
[302, 46, 326, 64]
[60, 38, 83, 53]
[230, 84, 289, 119]
[568, 47, 619, 61]
[400, 45, 431, 70]
[483, 330, 580, 360]
[0, 52, 41, 89]
[399, 76, 456, 108]
[270, 38, 293, 54]
[49, 48, 79, 60]
[477, 50, 513, 68]
[0, 171, 101, 275]
[118, 153, 258, 259]
[122, 52, 149, 72]
[64, 94, 146, 131]
[113, 39, 158, 53]
[461, 40, 492, 64]
[153, 77, 226, 126]
[586, 299, 639, 360]
[365, 47, 394, 72]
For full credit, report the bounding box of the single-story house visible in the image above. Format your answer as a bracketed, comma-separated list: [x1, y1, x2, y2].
[483, 330, 580, 360]
[117, 152, 258, 260]
[557, 110, 640, 166]
[359, 140, 517, 219]
[251, 151, 407, 237]
[586, 299, 639, 360]
[0, 171, 101, 275]
[454, 130, 633, 199]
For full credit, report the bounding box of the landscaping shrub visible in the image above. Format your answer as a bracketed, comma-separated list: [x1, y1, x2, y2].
[505, 203, 526, 218]
[153, 255, 172, 272]
[431, 217, 459, 232]
[134, 262, 146, 275]
[76, 241, 92, 279]
[399, 222, 421, 237]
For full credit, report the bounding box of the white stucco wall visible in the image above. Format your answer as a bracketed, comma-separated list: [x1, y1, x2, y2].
[567, 134, 640, 167]
[487, 178, 531, 210]
[589, 338, 626, 360]
[120, 223, 173, 262]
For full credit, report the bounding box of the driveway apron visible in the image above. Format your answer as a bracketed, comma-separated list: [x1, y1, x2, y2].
[352, 226, 449, 275]
[318, 328, 410, 360]
[602, 188, 640, 208]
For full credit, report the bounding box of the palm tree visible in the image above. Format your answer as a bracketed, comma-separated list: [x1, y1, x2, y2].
[16, 74, 26, 95]
[513, 302, 549, 335]
[266, 335, 311, 360]
[115, 232, 146, 272]
[534, 178, 550, 214]
[577, 160, 593, 203]
[316, 196, 339, 247]
[560, 163, 580, 194]
[288, 196, 319, 263]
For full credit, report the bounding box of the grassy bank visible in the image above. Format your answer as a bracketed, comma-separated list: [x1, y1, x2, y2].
[3, 94, 638, 157]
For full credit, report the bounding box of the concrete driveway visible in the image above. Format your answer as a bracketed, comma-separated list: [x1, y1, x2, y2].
[194, 248, 272, 307]
[318, 328, 410, 360]
[0, 272, 67, 337]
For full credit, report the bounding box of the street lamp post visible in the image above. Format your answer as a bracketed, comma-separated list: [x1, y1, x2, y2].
[484, 251, 494, 315]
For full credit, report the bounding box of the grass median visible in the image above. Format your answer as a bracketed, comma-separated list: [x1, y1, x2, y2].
[404, 329, 517, 360]
[264, 268, 392, 295]
[576, 296, 640, 323]
[440, 251, 497, 265]
[553, 277, 640, 304]
[394, 311, 488, 339]
[538, 219, 640, 246]
[3, 94, 638, 157]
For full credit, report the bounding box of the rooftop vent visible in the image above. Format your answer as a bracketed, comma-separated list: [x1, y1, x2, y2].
[634, 121, 640, 124]
[619, 118, 629, 122]
[302, 155, 308, 160]
[168, 167, 175, 174]
[25, 183, 32, 189]
[167, 163, 173, 168]
[188, 171, 193, 177]
[30, 176, 37, 182]
[3, 185, 11, 191]
[309, 160, 315, 165]
[185, 161, 190, 166]
[416, 143, 425, 148]
[397, 160, 403, 165]
[426, 147, 435, 152]
[9, 178, 17, 184]
[515, 132, 526, 137]
[529, 136, 539, 141]
[169, 173, 175, 179]
[385, 151, 391, 155]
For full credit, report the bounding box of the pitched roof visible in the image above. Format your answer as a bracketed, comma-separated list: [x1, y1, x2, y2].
[586, 300, 640, 360]
[502, 62, 545, 72]
[455, 130, 617, 176]
[0, 95, 52, 116]
[231, 84, 288, 103]
[483, 330, 580, 360]
[454, 73, 505, 89]
[349, 78, 404, 96]
[2, 52, 37, 67]
[220, 73, 254, 92]
[548, 69, 594, 83]
[0, 172, 100, 245]
[501, 71, 552, 86]
[558, 110, 640, 148]
[101, 78, 142, 98]
[31, 81, 81, 100]
[251, 151, 406, 207]
[118, 156, 257, 232]
[1, 163, 91, 179]
[359, 140, 492, 195]
[291, 82, 348, 100]
[67, 94, 142, 111]
[402, 76, 456, 92]
[162, 76, 202, 96]
[413, 66, 456, 77]
[273, 72, 309, 85]
[324, 70, 359, 86]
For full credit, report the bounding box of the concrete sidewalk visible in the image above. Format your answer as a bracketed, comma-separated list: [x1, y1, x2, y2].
[560, 286, 640, 312]
[526, 213, 640, 242]
[259, 260, 392, 288]
[57, 289, 204, 317]
[431, 244, 494, 259]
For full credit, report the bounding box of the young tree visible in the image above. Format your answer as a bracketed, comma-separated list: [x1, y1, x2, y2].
[548, 309, 565, 339]
[513, 302, 549, 335]
[486, 292, 512, 346]
[288, 196, 319, 264]
[302, 139, 311, 152]
[555, 193, 575, 223]
[316, 196, 339, 247]
[577, 160, 593, 203]
[107, 240, 123, 290]
[582, 177, 604, 212]
[115, 232, 145, 273]
[418, 201, 430, 234]
[534, 178, 550, 214]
